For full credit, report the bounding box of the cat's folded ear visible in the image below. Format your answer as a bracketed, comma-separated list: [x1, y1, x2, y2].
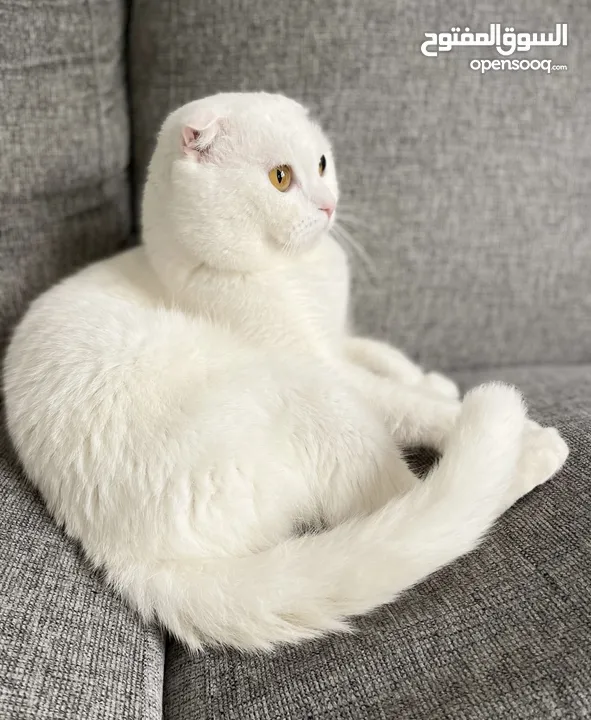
[181, 109, 221, 160]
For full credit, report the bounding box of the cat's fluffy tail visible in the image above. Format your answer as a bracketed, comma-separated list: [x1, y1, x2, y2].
[115, 384, 525, 651]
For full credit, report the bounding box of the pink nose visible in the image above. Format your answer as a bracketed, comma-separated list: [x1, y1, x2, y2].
[321, 205, 335, 219]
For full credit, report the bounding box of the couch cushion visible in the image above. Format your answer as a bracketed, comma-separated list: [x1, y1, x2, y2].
[162, 365, 591, 720]
[129, 0, 590, 370]
[0, 409, 165, 719]
[0, 0, 132, 351]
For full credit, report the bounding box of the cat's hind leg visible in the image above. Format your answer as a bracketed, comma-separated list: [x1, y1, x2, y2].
[318, 448, 419, 527]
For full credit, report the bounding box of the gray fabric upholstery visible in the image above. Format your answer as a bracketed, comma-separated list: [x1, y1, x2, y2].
[0, 0, 132, 352]
[129, 0, 591, 370]
[162, 365, 591, 720]
[0, 2, 165, 717]
[0, 409, 165, 719]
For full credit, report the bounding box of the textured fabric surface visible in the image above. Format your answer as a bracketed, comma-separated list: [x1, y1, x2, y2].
[163, 365, 591, 720]
[0, 407, 166, 719]
[129, 0, 590, 370]
[0, 2, 166, 715]
[0, 0, 132, 352]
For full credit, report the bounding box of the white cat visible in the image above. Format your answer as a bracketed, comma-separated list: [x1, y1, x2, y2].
[3, 92, 568, 651]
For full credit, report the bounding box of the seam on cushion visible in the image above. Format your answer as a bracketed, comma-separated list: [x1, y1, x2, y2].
[446, 361, 591, 374]
[140, 626, 166, 720]
[124, 0, 138, 234]
[85, 0, 108, 205]
[0, 185, 129, 234]
[0, 171, 128, 218]
[169, 0, 176, 114]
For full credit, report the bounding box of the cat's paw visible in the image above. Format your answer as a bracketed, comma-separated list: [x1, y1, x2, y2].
[522, 422, 569, 484]
[436, 382, 523, 455]
[422, 372, 461, 401]
[461, 382, 526, 433]
[505, 422, 569, 508]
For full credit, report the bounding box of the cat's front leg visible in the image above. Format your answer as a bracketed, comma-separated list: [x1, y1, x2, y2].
[340, 362, 461, 452]
[344, 336, 460, 400]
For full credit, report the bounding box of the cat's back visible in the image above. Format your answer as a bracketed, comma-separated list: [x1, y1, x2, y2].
[3, 246, 237, 484]
[5, 246, 170, 391]
[10, 245, 166, 337]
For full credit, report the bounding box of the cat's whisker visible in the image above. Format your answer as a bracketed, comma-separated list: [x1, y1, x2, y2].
[333, 212, 380, 271]
[332, 222, 377, 280]
[336, 210, 380, 236]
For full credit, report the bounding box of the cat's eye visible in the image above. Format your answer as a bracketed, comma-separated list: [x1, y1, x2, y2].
[319, 155, 327, 176]
[269, 165, 292, 192]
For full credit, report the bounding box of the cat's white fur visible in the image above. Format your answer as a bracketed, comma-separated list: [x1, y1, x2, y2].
[3, 92, 568, 651]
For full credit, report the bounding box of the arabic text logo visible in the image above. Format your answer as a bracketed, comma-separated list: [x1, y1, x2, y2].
[421, 23, 567, 58]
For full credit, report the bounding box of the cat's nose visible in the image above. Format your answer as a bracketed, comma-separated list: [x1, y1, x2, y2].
[320, 204, 335, 219]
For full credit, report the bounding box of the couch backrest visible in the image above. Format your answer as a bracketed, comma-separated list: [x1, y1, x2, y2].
[129, 0, 589, 370]
[0, 0, 131, 353]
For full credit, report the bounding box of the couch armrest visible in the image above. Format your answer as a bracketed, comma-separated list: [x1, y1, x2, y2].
[0, 419, 164, 720]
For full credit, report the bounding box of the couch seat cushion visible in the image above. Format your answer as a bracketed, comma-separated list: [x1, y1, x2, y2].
[0, 412, 165, 719]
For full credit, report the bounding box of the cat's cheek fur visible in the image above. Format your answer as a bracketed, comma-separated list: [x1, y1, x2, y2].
[288, 213, 329, 253]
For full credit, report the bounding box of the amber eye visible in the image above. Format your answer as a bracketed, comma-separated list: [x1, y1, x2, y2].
[268, 165, 292, 192]
[319, 155, 327, 176]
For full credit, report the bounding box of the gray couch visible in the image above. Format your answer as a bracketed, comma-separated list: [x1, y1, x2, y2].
[1, 1, 589, 718]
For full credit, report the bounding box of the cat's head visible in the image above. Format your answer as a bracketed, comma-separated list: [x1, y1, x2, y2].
[143, 92, 338, 272]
